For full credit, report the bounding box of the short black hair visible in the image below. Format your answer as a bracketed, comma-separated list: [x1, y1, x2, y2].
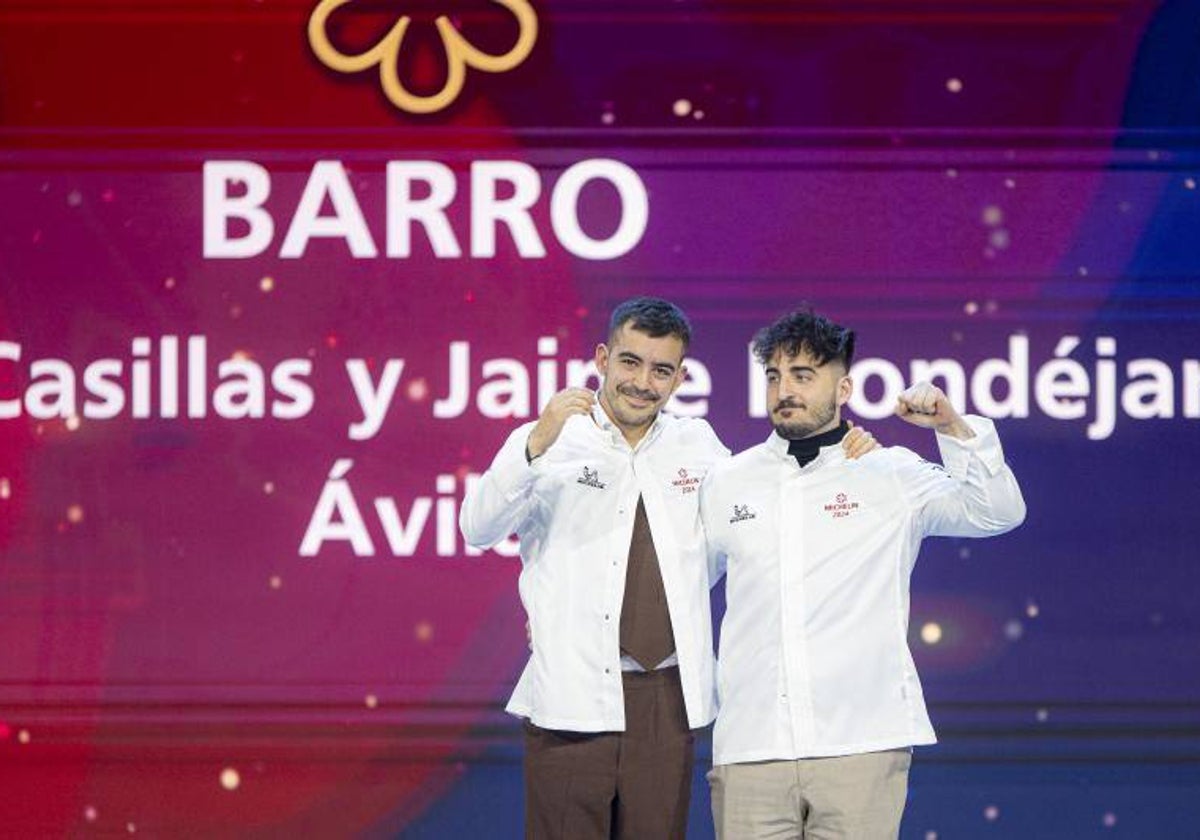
[751, 306, 855, 370]
[608, 297, 692, 351]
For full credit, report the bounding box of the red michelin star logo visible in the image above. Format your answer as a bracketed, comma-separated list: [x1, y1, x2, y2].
[671, 467, 702, 495]
[824, 491, 860, 519]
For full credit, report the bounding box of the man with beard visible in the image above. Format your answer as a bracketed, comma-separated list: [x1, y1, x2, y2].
[461, 298, 876, 839]
[700, 307, 1026, 839]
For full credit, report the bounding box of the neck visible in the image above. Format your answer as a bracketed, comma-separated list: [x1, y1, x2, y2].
[785, 420, 849, 467]
[789, 420, 849, 445]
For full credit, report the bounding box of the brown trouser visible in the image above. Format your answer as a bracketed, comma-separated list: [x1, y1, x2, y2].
[523, 666, 694, 839]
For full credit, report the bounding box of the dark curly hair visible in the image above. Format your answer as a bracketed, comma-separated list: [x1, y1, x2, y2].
[608, 297, 692, 351]
[751, 306, 855, 370]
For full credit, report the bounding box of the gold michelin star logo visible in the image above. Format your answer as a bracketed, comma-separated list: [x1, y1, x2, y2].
[307, 0, 538, 115]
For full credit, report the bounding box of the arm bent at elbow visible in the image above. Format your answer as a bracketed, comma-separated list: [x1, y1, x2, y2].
[968, 469, 1026, 535]
[459, 424, 538, 549]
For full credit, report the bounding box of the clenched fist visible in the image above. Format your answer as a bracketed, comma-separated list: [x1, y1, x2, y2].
[895, 381, 974, 440]
[526, 388, 596, 460]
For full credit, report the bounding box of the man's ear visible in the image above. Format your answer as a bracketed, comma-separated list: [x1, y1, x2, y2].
[836, 374, 853, 407]
[668, 362, 688, 398]
[594, 343, 609, 369]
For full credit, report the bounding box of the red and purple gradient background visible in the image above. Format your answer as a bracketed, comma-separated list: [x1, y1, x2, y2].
[3, 1, 1200, 835]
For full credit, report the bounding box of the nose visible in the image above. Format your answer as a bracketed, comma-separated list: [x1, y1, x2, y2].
[633, 365, 654, 392]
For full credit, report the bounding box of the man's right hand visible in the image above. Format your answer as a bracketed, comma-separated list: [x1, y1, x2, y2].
[526, 388, 596, 461]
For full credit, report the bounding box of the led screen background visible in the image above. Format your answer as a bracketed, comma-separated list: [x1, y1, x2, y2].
[1, 1, 1198, 836]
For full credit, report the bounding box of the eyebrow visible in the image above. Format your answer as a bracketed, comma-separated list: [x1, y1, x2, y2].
[619, 350, 677, 374]
[788, 364, 817, 375]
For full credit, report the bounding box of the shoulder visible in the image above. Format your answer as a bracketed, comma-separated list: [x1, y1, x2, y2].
[854, 445, 944, 480]
[707, 441, 769, 483]
[861, 444, 913, 467]
[659, 414, 730, 458]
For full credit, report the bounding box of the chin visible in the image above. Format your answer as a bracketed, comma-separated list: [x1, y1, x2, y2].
[623, 408, 657, 426]
[774, 423, 814, 440]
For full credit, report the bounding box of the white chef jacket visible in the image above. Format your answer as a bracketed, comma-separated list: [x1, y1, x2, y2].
[700, 416, 1025, 765]
[460, 404, 730, 732]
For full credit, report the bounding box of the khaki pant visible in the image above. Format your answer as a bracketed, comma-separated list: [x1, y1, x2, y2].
[523, 667, 694, 839]
[708, 749, 912, 840]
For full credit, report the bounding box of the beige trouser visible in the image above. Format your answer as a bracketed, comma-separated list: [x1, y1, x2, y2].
[708, 749, 912, 840]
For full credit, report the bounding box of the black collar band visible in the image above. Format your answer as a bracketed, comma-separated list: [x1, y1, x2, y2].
[786, 420, 849, 468]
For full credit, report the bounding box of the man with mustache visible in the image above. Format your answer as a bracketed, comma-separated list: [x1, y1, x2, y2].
[460, 298, 875, 839]
[700, 307, 1026, 839]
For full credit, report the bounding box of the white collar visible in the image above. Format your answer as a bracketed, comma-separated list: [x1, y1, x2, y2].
[592, 392, 666, 451]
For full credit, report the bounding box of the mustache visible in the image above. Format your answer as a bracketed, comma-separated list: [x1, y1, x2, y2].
[773, 398, 806, 413]
[618, 384, 659, 401]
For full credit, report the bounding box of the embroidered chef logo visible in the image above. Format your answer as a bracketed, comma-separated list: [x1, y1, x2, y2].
[729, 504, 756, 524]
[824, 491, 860, 519]
[577, 466, 606, 490]
[307, 0, 539, 115]
[671, 468, 702, 496]
[919, 458, 949, 475]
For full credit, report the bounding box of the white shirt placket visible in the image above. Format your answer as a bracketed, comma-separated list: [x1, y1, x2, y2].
[779, 465, 817, 754]
[601, 445, 638, 720]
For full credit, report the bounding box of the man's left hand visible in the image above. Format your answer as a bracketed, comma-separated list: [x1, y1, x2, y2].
[895, 381, 974, 439]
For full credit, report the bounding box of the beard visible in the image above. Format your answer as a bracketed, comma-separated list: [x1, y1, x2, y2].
[771, 396, 837, 440]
